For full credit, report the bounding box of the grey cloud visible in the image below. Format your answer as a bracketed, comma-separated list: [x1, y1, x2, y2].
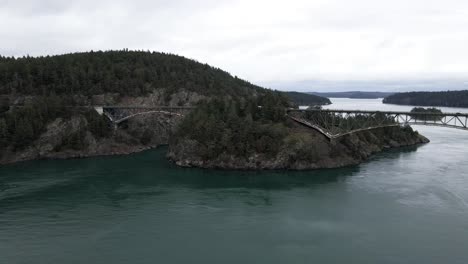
[1, 0, 468, 91]
[1, 0, 71, 15]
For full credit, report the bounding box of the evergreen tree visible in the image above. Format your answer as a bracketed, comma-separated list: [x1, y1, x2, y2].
[384, 90, 468, 108]
[174, 92, 289, 158]
[0, 118, 7, 147]
[13, 118, 35, 149]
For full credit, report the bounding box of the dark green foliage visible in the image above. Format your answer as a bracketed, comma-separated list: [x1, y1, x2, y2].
[1, 96, 72, 150]
[383, 90, 468, 107]
[58, 120, 88, 151]
[174, 91, 290, 159]
[12, 118, 34, 149]
[85, 111, 111, 138]
[284, 91, 331, 105]
[410, 107, 443, 121]
[311, 91, 394, 99]
[0, 118, 8, 148]
[410, 107, 443, 113]
[0, 50, 300, 157]
[140, 129, 154, 145]
[0, 96, 111, 151]
[299, 110, 396, 135]
[0, 50, 266, 100]
[0, 97, 9, 113]
[284, 133, 318, 162]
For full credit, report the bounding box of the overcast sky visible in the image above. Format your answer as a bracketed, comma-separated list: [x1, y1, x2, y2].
[1, 0, 468, 92]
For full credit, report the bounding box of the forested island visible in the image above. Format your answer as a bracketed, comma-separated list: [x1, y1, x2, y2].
[409, 107, 443, 121]
[284, 92, 331, 105]
[383, 90, 468, 107]
[0, 50, 428, 168]
[310, 91, 394, 99]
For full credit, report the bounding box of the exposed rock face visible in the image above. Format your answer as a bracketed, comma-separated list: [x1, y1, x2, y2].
[7, 88, 207, 108]
[1, 89, 430, 169]
[0, 110, 183, 165]
[90, 89, 207, 107]
[0, 89, 201, 165]
[167, 125, 429, 170]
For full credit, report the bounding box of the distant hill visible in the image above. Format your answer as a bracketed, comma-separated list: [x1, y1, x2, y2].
[284, 92, 331, 106]
[0, 50, 297, 162]
[0, 50, 269, 100]
[0, 51, 332, 107]
[309, 91, 394, 99]
[383, 90, 468, 108]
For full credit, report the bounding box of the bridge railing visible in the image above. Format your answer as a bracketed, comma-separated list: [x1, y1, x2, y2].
[287, 108, 468, 117]
[101, 106, 195, 110]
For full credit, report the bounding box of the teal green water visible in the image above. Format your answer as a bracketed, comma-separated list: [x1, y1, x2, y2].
[2, 101, 468, 263]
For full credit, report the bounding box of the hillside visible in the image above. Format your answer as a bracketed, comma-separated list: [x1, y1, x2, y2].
[383, 90, 468, 107]
[0, 50, 330, 107]
[0, 50, 267, 100]
[169, 98, 428, 170]
[0, 50, 297, 164]
[310, 91, 394, 99]
[284, 92, 331, 105]
[0, 50, 427, 168]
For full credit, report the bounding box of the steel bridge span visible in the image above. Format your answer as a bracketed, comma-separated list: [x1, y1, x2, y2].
[95, 106, 194, 124]
[94, 106, 468, 139]
[287, 109, 468, 140]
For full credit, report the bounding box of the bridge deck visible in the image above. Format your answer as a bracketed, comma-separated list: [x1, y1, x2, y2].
[101, 106, 195, 110]
[93, 106, 468, 134]
[287, 108, 468, 117]
[287, 108, 468, 140]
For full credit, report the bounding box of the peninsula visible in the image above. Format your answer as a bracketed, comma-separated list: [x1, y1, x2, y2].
[0, 51, 428, 168]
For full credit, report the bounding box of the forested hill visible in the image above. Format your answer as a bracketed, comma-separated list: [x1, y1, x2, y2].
[0, 50, 327, 106]
[0, 50, 266, 99]
[311, 91, 394, 99]
[284, 92, 331, 105]
[383, 90, 468, 108]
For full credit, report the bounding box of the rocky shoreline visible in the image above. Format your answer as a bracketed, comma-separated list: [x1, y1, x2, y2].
[0, 113, 430, 169]
[0, 90, 200, 166]
[0, 114, 178, 166]
[1, 125, 429, 169]
[168, 125, 429, 170]
[1, 92, 429, 168]
[0, 142, 159, 166]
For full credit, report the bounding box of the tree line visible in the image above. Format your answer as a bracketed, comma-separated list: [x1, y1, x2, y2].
[173, 91, 292, 159]
[0, 50, 327, 155]
[284, 92, 331, 106]
[383, 90, 468, 108]
[0, 96, 110, 151]
[0, 50, 265, 100]
[409, 107, 443, 121]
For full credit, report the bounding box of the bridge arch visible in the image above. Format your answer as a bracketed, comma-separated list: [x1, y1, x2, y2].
[97, 106, 194, 126]
[111, 110, 184, 124]
[287, 109, 468, 140]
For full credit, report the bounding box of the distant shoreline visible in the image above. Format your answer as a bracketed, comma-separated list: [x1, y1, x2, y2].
[309, 91, 394, 99]
[383, 90, 468, 108]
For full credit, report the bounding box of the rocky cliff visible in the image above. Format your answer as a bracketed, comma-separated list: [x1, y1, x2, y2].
[0, 90, 198, 165]
[0, 50, 332, 167]
[0, 112, 182, 165]
[167, 124, 429, 170]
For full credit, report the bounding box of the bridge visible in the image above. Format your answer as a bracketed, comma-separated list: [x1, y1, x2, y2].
[93, 105, 468, 139]
[95, 106, 194, 124]
[287, 109, 468, 140]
